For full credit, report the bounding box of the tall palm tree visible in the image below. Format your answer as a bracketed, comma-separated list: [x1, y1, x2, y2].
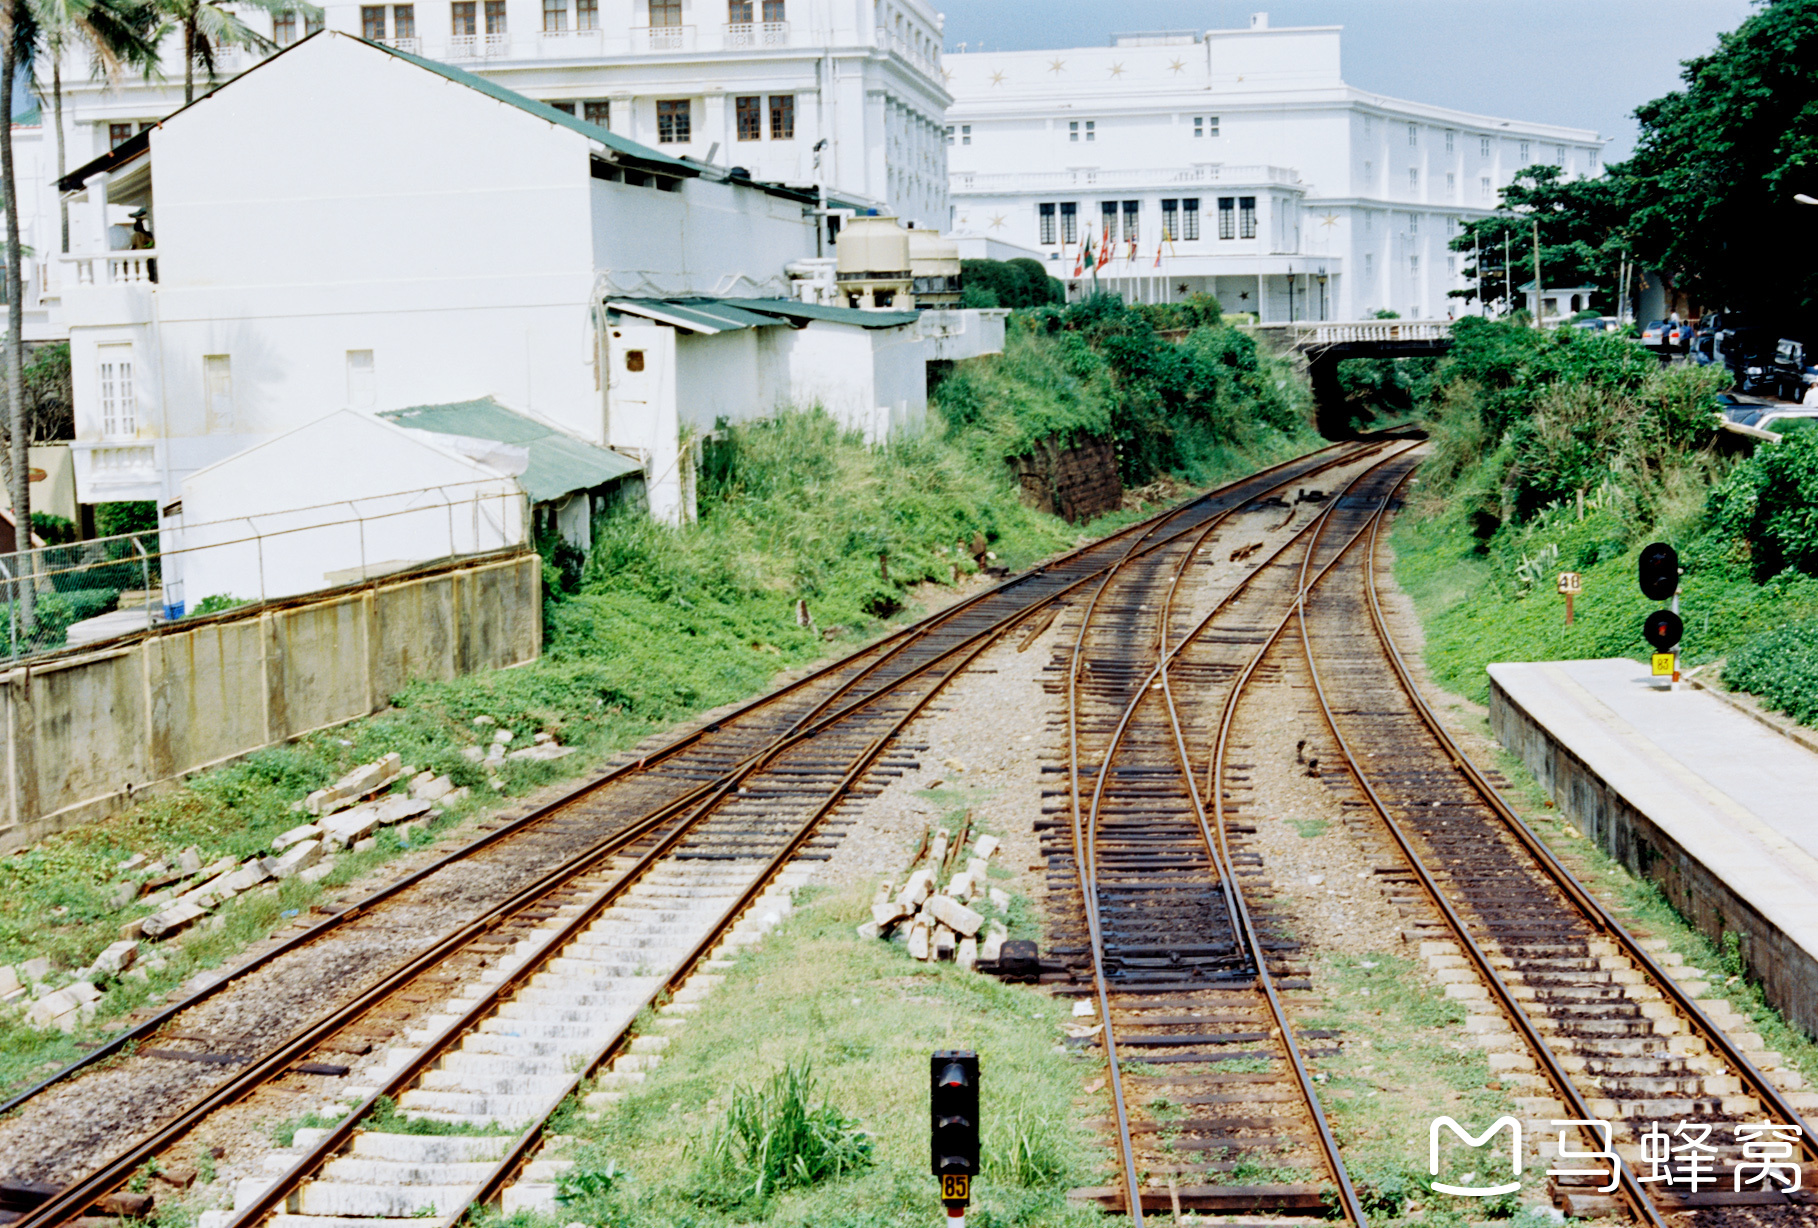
[154, 0, 300, 104]
[0, 0, 39, 600]
[35, 0, 161, 253]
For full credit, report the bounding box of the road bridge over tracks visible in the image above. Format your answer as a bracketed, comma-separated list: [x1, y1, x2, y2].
[1251, 319, 1454, 437]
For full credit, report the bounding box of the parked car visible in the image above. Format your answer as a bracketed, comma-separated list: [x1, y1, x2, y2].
[1738, 337, 1807, 401]
[1726, 406, 1818, 436]
[1573, 316, 1620, 333]
[1640, 320, 1668, 347]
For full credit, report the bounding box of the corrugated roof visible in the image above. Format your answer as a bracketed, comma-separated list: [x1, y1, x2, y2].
[381, 397, 642, 502]
[607, 296, 921, 332]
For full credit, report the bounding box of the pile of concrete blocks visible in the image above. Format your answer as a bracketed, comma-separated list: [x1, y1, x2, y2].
[297, 753, 409, 817]
[6, 939, 171, 1032]
[859, 828, 1011, 970]
[462, 722, 576, 775]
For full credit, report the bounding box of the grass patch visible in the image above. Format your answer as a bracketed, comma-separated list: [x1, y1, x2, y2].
[559, 881, 1103, 1227]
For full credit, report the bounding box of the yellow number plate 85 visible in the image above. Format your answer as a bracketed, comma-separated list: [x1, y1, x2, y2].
[941, 1175, 970, 1201]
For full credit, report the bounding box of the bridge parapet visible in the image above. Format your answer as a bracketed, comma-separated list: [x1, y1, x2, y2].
[1294, 320, 1452, 347]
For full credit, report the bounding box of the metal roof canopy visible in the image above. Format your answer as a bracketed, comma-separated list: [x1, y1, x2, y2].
[380, 397, 642, 504]
[606, 296, 921, 333]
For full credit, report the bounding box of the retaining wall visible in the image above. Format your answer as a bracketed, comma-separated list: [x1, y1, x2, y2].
[0, 550, 541, 851]
[1007, 437, 1122, 524]
[1489, 674, 1818, 1039]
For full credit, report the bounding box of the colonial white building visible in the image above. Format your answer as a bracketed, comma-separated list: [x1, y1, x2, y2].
[25, 0, 947, 259]
[944, 16, 1604, 321]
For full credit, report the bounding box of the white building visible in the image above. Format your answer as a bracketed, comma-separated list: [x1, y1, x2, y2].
[943, 16, 1603, 321]
[14, 0, 948, 304]
[53, 33, 962, 607]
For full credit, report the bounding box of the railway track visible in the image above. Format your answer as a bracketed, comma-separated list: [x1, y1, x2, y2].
[1045, 442, 1423, 1221]
[0, 439, 1396, 1228]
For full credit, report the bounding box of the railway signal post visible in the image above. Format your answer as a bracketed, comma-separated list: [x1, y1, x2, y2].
[931, 1050, 979, 1226]
[1638, 543, 1683, 687]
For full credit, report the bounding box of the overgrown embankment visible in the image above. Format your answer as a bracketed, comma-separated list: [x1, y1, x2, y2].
[1392, 317, 1818, 713]
[0, 295, 1317, 1089]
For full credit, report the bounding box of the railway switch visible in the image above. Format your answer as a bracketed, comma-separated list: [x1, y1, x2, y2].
[930, 1049, 979, 1225]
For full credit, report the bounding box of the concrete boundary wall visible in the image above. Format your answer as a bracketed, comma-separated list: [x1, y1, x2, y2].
[1489, 676, 1818, 1040]
[0, 551, 541, 852]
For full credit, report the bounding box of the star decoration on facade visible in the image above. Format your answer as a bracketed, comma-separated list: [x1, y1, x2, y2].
[1167, 58, 1185, 73]
[1320, 213, 1340, 228]
[1048, 58, 1065, 73]
[989, 69, 1006, 85]
[988, 213, 1007, 229]
[1238, 291, 1251, 301]
[1108, 61, 1126, 76]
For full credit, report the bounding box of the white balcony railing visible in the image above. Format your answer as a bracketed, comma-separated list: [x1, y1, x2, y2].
[88, 442, 156, 473]
[631, 23, 693, 50]
[875, 27, 940, 80]
[724, 19, 788, 46]
[485, 31, 509, 54]
[381, 35, 420, 52]
[445, 33, 478, 56]
[952, 165, 1302, 193]
[65, 250, 157, 286]
[539, 26, 603, 51]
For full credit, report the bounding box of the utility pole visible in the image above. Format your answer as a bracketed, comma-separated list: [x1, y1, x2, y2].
[1531, 218, 1544, 329]
[1503, 229, 1512, 319]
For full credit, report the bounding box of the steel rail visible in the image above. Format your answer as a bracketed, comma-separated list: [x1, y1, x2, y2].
[1060, 441, 1412, 1222]
[1292, 466, 1672, 1228]
[232, 614, 1007, 1228]
[1354, 481, 1818, 1167]
[0, 437, 1376, 1122]
[15, 442, 1397, 1228]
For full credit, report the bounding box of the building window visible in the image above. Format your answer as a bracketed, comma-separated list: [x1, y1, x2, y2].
[204, 355, 233, 429]
[1589, 148, 1599, 169]
[484, 0, 505, 32]
[1238, 196, 1256, 239]
[1480, 176, 1492, 202]
[657, 99, 691, 143]
[1363, 160, 1372, 183]
[1555, 144, 1565, 164]
[1364, 116, 1373, 138]
[304, 10, 322, 32]
[1182, 197, 1199, 240]
[1364, 253, 1373, 278]
[1446, 171, 1455, 196]
[1217, 196, 1235, 240]
[583, 100, 609, 126]
[1160, 198, 1178, 240]
[961, 124, 970, 145]
[394, 5, 415, 36]
[98, 346, 135, 437]
[1480, 135, 1490, 158]
[1519, 140, 1530, 162]
[543, 0, 566, 31]
[1068, 120, 1078, 142]
[1364, 211, 1372, 232]
[1409, 212, 1419, 237]
[650, 0, 680, 24]
[1101, 199, 1117, 240]
[1409, 167, 1419, 191]
[1205, 115, 1219, 137]
[361, 5, 385, 37]
[1085, 120, 1095, 142]
[451, 1, 475, 35]
[108, 123, 133, 149]
[769, 94, 794, 139]
[346, 350, 375, 408]
[1039, 202, 1057, 245]
[729, 0, 751, 19]
[1060, 201, 1077, 243]
[274, 10, 296, 42]
[763, 0, 783, 18]
[944, 125, 954, 146]
[1193, 116, 1202, 137]
[548, 101, 575, 114]
[1410, 253, 1420, 277]
[575, 0, 596, 27]
[1121, 199, 1138, 243]
[1447, 255, 1457, 276]
[1445, 128, 1454, 154]
[735, 96, 761, 140]
[1407, 122, 1417, 147]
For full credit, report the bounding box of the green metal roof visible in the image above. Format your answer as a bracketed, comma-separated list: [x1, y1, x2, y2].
[607, 296, 921, 332]
[381, 397, 642, 503]
[364, 40, 697, 175]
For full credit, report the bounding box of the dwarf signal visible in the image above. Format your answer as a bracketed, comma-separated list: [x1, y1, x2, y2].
[931, 1051, 979, 1226]
[1638, 542, 1682, 682]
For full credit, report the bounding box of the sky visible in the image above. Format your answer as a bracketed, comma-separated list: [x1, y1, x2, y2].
[934, 0, 1756, 161]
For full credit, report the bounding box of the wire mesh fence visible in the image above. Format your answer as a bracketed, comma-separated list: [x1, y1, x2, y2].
[0, 481, 531, 666]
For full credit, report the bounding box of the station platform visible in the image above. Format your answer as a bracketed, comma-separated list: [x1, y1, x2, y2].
[1488, 658, 1818, 1039]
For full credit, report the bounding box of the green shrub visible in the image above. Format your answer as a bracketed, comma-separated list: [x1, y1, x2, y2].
[1707, 428, 1818, 579]
[688, 1057, 874, 1207]
[95, 501, 157, 537]
[1725, 619, 1818, 722]
[959, 258, 1063, 308]
[30, 513, 76, 545]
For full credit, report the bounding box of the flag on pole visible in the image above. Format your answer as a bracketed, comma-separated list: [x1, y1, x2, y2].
[1153, 237, 1164, 269]
[1073, 234, 1088, 279]
[1127, 237, 1138, 263]
[1096, 225, 1113, 271]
